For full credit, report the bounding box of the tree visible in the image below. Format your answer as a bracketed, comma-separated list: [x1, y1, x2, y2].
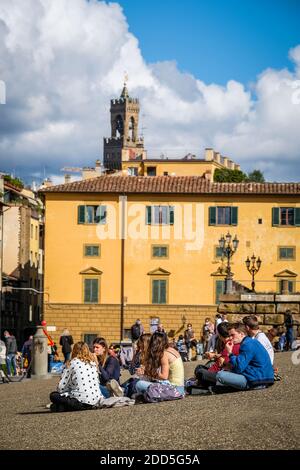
[213, 168, 266, 183]
[246, 170, 265, 183]
[214, 168, 247, 182]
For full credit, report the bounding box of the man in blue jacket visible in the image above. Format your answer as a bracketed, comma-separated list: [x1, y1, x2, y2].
[215, 323, 274, 391]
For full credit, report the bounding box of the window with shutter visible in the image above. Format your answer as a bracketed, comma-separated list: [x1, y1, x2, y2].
[152, 245, 168, 258]
[146, 206, 174, 225]
[84, 278, 99, 303]
[152, 279, 167, 304]
[209, 207, 238, 226]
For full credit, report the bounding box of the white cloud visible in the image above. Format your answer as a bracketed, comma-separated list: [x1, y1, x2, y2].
[0, 0, 299, 182]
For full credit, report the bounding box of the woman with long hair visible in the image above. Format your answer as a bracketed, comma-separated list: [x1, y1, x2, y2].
[49, 341, 102, 412]
[93, 337, 122, 398]
[129, 333, 151, 375]
[135, 331, 185, 396]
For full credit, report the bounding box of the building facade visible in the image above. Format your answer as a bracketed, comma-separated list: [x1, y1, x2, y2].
[41, 176, 300, 346]
[1, 177, 44, 344]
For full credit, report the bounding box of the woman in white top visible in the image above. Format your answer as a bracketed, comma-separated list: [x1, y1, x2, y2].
[49, 341, 102, 412]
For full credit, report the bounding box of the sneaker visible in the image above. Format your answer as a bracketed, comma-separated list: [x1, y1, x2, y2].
[106, 379, 124, 397]
[45, 403, 52, 409]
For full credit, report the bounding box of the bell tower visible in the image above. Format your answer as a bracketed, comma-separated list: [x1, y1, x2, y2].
[103, 79, 146, 171]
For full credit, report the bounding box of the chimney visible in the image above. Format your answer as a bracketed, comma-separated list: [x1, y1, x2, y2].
[95, 160, 102, 174]
[214, 152, 221, 164]
[227, 159, 235, 170]
[222, 157, 229, 168]
[234, 163, 241, 171]
[205, 148, 214, 161]
[64, 174, 71, 184]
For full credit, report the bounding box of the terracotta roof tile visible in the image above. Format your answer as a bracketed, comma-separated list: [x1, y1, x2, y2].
[40, 176, 300, 195]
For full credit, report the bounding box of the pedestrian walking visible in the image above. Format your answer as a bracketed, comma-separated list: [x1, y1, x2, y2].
[4, 330, 18, 376]
[59, 329, 74, 363]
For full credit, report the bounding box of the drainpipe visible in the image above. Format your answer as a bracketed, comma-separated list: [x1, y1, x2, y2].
[119, 194, 127, 343]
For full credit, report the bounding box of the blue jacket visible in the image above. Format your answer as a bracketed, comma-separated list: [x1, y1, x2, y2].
[230, 336, 274, 386]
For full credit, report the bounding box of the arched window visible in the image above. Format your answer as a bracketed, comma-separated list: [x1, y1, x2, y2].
[128, 116, 135, 140]
[115, 115, 123, 137]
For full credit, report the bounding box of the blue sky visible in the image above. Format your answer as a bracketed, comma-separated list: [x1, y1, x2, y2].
[0, 0, 300, 183]
[118, 0, 300, 85]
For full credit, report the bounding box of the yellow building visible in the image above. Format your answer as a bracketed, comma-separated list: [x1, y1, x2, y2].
[41, 176, 300, 346]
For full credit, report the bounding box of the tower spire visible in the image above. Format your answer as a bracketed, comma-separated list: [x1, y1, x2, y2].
[120, 71, 129, 98]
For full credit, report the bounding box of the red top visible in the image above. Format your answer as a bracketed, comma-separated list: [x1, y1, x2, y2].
[208, 343, 240, 373]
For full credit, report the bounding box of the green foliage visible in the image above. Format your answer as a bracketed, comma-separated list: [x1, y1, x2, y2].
[214, 168, 247, 182]
[246, 170, 265, 183]
[214, 168, 266, 183]
[4, 174, 24, 189]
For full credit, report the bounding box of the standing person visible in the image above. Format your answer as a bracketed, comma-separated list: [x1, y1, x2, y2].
[135, 331, 185, 396]
[243, 315, 274, 364]
[3, 331, 17, 376]
[59, 329, 74, 363]
[130, 319, 144, 348]
[48, 341, 102, 412]
[202, 318, 215, 353]
[284, 311, 294, 351]
[93, 337, 122, 398]
[21, 335, 33, 378]
[41, 320, 55, 373]
[184, 323, 197, 361]
[0, 339, 9, 383]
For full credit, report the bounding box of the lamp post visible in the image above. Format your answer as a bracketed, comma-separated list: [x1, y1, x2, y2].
[245, 254, 262, 292]
[218, 232, 239, 294]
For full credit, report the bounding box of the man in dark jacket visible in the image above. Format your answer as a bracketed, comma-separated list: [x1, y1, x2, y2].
[4, 330, 18, 376]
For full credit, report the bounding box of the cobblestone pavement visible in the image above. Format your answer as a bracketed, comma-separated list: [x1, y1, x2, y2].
[0, 352, 299, 450]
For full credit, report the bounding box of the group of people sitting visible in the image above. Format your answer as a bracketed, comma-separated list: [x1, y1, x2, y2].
[48, 313, 278, 412]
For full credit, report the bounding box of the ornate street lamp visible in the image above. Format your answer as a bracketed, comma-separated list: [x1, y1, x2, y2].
[245, 254, 262, 292]
[218, 232, 239, 294]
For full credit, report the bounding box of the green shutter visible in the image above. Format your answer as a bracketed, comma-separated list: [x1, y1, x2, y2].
[159, 280, 167, 304]
[100, 205, 107, 224]
[272, 207, 280, 226]
[84, 279, 90, 302]
[209, 207, 216, 225]
[78, 205, 85, 224]
[231, 207, 238, 226]
[294, 208, 300, 226]
[91, 279, 99, 303]
[146, 206, 152, 225]
[152, 280, 159, 303]
[169, 206, 174, 225]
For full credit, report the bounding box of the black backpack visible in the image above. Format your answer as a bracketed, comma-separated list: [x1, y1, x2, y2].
[131, 324, 140, 340]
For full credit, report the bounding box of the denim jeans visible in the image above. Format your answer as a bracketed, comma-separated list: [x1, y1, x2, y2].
[6, 353, 17, 376]
[99, 384, 110, 398]
[216, 370, 249, 390]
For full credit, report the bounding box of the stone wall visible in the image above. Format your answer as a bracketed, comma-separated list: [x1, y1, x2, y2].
[218, 293, 300, 331]
[44, 303, 217, 353]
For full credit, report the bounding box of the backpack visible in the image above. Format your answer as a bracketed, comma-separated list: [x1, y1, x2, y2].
[131, 324, 140, 340]
[143, 382, 183, 403]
